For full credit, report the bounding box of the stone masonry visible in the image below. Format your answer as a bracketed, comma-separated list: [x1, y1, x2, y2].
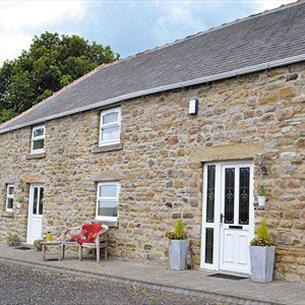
[1, 62, 305, 282]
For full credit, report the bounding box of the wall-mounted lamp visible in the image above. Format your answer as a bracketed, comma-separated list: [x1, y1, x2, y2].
[188, 98, 199, 115]
[260, 164, 268, 176]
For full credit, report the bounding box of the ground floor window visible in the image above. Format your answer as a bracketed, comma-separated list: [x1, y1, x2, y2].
[5, 184, 14, 212]
[96, 182, 120, 221]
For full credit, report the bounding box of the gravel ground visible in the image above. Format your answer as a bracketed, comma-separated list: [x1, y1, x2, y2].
[0, 262, 220, 305]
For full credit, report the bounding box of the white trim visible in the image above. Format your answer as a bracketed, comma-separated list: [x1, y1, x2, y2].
[26, 184, 44, 244]
[96, 181, 120, 222]
[31, 125, 45, 154]
[2, 53, 305, 135]
[99, 107, 121, 147]
[5, 184, 14, 212]
[201, 161, 254, 274]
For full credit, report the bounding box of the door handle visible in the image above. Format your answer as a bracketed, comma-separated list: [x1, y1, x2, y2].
[220, 213, 224, 224]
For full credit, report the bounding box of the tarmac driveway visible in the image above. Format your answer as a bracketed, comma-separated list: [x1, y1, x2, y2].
[0, 262, 216, 305]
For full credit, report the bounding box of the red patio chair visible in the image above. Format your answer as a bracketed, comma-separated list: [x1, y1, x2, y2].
[61, 223, 109, 262]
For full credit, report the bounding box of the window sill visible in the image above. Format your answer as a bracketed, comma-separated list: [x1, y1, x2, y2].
[94, 219, 118, 228]
[91, 143, 123, 154]
[26, 152, 46, 160]
[2, 211, 13, 218]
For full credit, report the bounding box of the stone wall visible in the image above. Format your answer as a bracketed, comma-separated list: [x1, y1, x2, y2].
[1, 62, 305, 281]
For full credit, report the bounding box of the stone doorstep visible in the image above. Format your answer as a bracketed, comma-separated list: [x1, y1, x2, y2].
[0, 256, 286, 305]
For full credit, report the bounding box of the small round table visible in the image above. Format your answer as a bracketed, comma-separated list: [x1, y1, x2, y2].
[41, 241, 62, 261]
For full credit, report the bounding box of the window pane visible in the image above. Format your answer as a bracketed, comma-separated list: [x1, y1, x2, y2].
[33, 127, 44, 137]
[99, 184, 118, 197]
[224, 168, 235, 224]
[205, 228, 214, 264]
[103, 112, 118, 124]
[206, 165, 215, 223]
[8, 186, 14, 195]
[98, 200, 118, 217]
[239, 167, 250, 225]
[33, 188, 38, 214]
[33, 139, 44, 150]
[7, 198, 13, 210]
[101, 126, 119, 142]
[39, 188, 44, 215]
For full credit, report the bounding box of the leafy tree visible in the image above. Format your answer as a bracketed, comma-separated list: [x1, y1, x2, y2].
[0, 32, 119, 123]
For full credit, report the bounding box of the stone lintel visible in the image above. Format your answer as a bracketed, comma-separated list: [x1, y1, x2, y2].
[20, 174, 45, 184]
[4, 178, 17, 184]
[90, 170, 124, 182]
[190, 142, 263, 163]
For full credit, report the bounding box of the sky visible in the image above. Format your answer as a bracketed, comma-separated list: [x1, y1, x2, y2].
[0, 0, 296, 65]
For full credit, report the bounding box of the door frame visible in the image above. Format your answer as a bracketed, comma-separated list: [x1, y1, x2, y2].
[26, 183, 44, 244]
[200, 160, 255, 273]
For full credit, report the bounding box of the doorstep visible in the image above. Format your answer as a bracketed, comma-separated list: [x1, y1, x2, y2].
[0, 244, 304, 305]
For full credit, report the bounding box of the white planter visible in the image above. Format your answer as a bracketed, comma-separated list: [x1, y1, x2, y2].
[257, 196, 266, 207]
[250, 245, 275, 283]
[168, 239, 189, 270]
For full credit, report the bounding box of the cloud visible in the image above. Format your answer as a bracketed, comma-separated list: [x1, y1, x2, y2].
[254, 0, 296, 11]
[0, 1, 87, 65]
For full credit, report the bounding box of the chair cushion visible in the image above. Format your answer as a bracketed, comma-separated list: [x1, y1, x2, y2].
[77, 223, 103, 244]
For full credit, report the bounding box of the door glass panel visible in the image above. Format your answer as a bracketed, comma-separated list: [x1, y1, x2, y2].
[205, 228, 214, 264]
[239, 168, 250, 225]
[224, 168, 235, 224]
[39, 188, 44, 215]
[206, 165, 215, 223]
[32, 187, 38, 215]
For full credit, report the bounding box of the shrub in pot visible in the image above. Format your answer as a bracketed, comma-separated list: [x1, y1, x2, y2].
[257, 185, 266, 207]
[166, 219, 189, 270]
[7, 234, 21, 247]
[250, 219, 275, 283]
[33, 239, 43, 251]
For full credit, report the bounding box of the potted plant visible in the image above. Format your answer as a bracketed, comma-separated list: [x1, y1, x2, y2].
[250, 219, 275, 283]
[166, 219, 189, 270]
[257, 185, 266, 207]
[6, 234, 21, 247]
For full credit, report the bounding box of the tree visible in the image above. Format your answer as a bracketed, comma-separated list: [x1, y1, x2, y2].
[0, 32, 119, 123]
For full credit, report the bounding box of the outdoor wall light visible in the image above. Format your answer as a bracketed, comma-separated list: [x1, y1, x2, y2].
[260, 163, 268, 176]
[188, 98, 199, 115]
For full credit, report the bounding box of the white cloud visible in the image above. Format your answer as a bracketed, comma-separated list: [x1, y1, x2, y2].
[0, 0, 87, 65]
[255, 0, 296, 11]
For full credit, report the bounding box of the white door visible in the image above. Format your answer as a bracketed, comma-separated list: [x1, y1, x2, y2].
[27, 184, 44, 244]
[201, 162, 254, 274]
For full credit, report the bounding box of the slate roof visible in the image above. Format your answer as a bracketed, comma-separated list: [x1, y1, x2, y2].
[1, 0, 305, 133]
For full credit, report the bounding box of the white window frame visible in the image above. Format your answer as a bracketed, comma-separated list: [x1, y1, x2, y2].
[96, 182, 120, 222]
[99, 107, 121, 147]
[31, 125, 45, 154]
[5, 184, 14, 212]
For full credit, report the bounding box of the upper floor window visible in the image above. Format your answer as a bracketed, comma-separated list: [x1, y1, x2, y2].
[96, 182, 120, 221]
[5, 184, 14, 212]
[31, 125, 45, 154]
[99, 107, 121, 146]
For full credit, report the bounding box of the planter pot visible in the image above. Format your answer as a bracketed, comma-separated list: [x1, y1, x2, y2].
[168, 239, 189, 270]
[257, 196, 266, 207]
[250, 245, 275, 283]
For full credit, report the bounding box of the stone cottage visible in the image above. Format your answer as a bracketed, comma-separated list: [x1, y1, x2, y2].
[1, 1, 305, 282]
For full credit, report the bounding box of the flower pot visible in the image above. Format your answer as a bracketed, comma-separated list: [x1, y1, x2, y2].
[168, 239, 189, 270]
[250, 245, 275, 283]
[257, 196, 266, 207]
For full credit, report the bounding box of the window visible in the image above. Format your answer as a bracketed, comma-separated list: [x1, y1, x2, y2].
[96, 182, 120, 221]
[5, 184, 14, 212]
[31, 125, 45, 154]
[99, 107, 121, 146]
